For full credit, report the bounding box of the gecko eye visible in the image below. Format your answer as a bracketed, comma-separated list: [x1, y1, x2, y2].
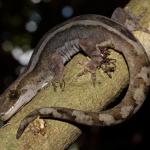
[9, 90, 20, 100]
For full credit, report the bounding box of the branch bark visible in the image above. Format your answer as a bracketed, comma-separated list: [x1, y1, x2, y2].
[0, 0, 150, 149]
[125, 0, 150, 58]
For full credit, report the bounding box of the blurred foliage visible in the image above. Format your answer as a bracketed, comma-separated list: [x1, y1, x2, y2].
[0, 0, 129, 51]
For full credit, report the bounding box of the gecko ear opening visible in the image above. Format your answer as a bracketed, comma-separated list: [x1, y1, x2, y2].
[102, 85, 128, 111]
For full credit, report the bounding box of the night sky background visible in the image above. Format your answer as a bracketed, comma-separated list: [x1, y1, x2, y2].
[0, 0, 150, 150]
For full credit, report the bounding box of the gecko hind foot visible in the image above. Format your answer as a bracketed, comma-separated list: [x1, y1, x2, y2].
[77, 38, 117, 85]
[101, 58, 116, 78]
[96, 45, 116, 78]
[76, 56, 116, 83]
[76, 56, 116, 85]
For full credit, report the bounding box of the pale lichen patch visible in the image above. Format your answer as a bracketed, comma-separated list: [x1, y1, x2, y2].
[72, 110, 94, 125]
[29, 117, 46, 137]
[137, 66, 150, 86]
[133, 85, 145, 106]
[120, 106, 133, 118]
[39, 108, 62, 118]
[98, 114, 115, 125]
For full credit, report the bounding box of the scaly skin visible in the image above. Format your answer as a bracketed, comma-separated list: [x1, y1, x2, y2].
[0, 13, 149, 138]
[15, 14, 150, 138]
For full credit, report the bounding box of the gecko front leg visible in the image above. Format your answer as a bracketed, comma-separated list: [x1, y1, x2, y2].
[48, 51, 65, 91]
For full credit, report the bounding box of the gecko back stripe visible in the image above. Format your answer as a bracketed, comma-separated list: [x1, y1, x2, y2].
[26, 15, 141, 76]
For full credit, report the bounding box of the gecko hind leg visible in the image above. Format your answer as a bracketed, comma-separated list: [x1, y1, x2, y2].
[48, 52, 65, 91]
[96, 45, 116, 78]
[77, 38, 116, 85]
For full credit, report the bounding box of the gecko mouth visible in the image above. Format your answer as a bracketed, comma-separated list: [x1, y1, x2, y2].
[0, 99, 24, 122]
[0, 105, 17, 128]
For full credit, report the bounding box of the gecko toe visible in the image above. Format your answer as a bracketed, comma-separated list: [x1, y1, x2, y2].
[101, 58, 116, 78]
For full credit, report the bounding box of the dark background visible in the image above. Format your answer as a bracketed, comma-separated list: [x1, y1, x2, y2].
[0, 0, 149, 150]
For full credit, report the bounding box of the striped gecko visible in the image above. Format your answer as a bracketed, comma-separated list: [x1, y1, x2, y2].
[0, 8, 149, 139]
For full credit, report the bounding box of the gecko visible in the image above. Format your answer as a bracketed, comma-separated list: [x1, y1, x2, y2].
[0, 8, 149, 138]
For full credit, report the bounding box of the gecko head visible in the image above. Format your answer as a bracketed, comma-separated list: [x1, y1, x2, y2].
[0, 82, 39, 126]
[0, 89, 21, 124]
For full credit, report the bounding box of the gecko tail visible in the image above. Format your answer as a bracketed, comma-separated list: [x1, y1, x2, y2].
[16, 107, 100, 139]
[16, 111, 39, 139]
[16, 106, 120, 139]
